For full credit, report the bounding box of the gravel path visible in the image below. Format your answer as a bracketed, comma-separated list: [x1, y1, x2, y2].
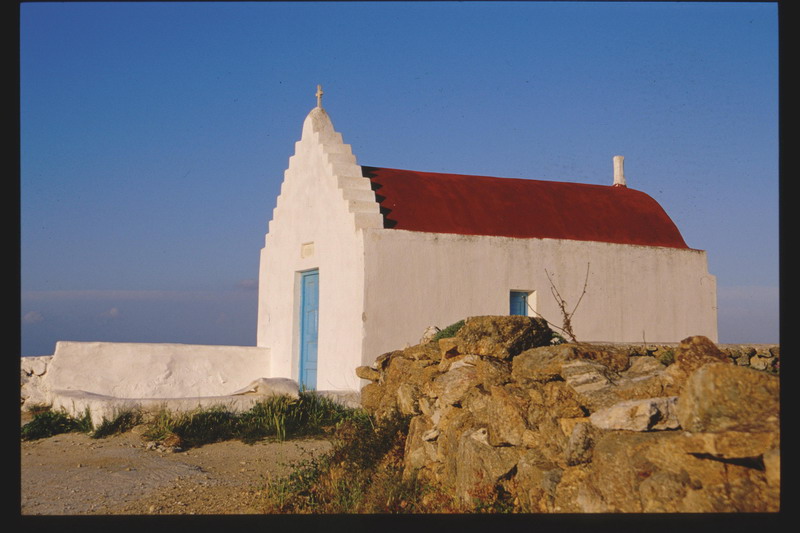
[20, 424, 332, 515]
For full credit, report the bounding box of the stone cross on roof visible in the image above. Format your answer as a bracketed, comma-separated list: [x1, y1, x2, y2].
[316, 84, 324, 108]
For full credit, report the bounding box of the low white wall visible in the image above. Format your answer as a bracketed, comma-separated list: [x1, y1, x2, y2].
[42, 341, 271, 400]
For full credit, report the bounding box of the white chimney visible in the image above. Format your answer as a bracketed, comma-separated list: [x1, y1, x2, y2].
[613, 155, 626, 187]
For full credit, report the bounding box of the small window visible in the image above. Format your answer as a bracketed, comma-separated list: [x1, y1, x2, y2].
[510, 291, 529, 316]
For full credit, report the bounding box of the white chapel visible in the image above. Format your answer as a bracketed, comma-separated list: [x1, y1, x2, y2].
[256, 89, 718, 393]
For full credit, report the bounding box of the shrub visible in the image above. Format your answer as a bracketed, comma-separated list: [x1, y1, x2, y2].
[140, 392, 368, 449]
[263, 456, 328, 512]
[261, 411, 444, 513]
[236, 395, 297, 443]
[260, 410, 477, 513]
[24, 403, 51, 417]
[93, 409, 144, 439]
[156, 407, 238, 448]
[21, 407, 149, 441]
[21, 408, 92, 440]
[658, 348, 675, 366]
[431, 319, 465, 342]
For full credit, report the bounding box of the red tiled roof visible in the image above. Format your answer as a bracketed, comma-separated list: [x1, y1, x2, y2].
[362, 166, 689, 249]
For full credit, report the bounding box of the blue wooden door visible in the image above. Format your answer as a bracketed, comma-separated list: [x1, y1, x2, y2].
[510, 291, 528, 316]
[299, 270, 319, 390]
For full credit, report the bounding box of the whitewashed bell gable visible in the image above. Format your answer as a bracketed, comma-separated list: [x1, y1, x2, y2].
[257, 106, 380, 392]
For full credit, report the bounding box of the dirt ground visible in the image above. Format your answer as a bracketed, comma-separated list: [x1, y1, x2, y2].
[20, 412, 332, 516]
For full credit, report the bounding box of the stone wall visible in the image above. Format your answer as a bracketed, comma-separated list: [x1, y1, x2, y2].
[357, 316, 780, 512]
[20, 355, 52, 407]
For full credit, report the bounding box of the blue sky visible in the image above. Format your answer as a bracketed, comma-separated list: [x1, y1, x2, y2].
[20, 2, 779, 356]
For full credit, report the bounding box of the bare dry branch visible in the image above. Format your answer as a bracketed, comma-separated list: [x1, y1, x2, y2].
[540, 263, 590, 343]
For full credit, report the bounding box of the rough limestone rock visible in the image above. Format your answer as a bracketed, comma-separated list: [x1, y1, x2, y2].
[426, 363, 477, 408]
[559, 359, 615, 395]
[454, 427, 519, 502]
[20, 356, 53, 406]
[402, 341, 441, 362]
[454, 315, 553, 360]
[542, 380, 586, 418]
[678, 430, 779, 460]
[589, 396, 679, 432]
[551, 464, 595, 513]
[372, 350, 402, 372]
[460, 387, 491, 424]
[355, 366, 381, 381]
[570, 345, 631, 373]
[484, 384, 530, 446]
[21, 356, 51, 377]
[663, 335, 732, 393]
[437, 337, 460, 359]
[586, 432, 694, 512]
[473, 355, 513, 389]
[420, 326, 441, 344]
[230, 377, 300, 398]
[511, 344, 582, 383]
[569, 397, 778, 512]
[763, 447, 781, 504]
[364, 346, 446, 419]
[608, 356, 671, 402]
[563, 420, 602, 466]
[515, 449, 564, 512]
[675, 335, 729, 368]
[394, 362, 438, 415]
[625, 355, 667, 376]
[434, 407, 476, 485]
[357, 324, 779, 512]
[359, 382, 383, 412]
[403, 414, 438, 479]
[677, 362, 779, 433]
[373, 353, 438, 418]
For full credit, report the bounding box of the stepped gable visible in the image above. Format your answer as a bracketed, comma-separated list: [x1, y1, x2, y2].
[362, 165, 689, 249]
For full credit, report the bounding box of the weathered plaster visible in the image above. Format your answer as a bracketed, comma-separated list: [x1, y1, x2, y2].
[360, 229, 717, 363]
[43, 341, 271, 399]
[35, 341, 272, 425]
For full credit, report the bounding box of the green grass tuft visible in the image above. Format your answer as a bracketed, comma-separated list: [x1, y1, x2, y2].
[140, 392, 368, 448]
[21, 391, 366, 447]
[92, 409, 144, 439]
[658, 348, 676, 366]
[21, 408, 92, 440]
[431, 319, 465, 342]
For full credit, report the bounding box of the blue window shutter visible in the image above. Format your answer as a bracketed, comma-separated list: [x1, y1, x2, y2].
[510, 291, 528, 316]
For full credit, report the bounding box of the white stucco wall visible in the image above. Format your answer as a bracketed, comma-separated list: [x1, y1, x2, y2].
[361, 229, 717, 365]
[256, 108, 382, 392]
[42, 341, 271, 399]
